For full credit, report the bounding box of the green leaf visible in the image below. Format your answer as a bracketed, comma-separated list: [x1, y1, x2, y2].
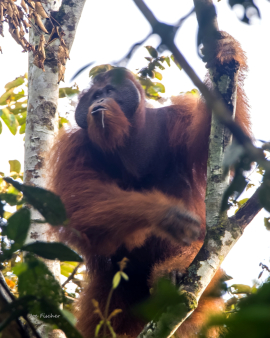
[13, 262, 28, 275]
[238, 198, 249, 207]
[171, 55, 182, 70]
[230, 284, 253, 294]
[18, 254, 65, 305]
[0, 108, 18, 135]
[0, 120, 2, 134]
[154, 71, 162, 81]
[59, 87, 80, 98]
[154, 61, 165, 70]
[89, 64, 114, 79]
[5, 208, 30, 249]
[61, 309, 77, 326]
[5, 76, 25, 91]
[19, 123, 26, 134]
[186, 89, 200, 97]
[133, 278, 187, 324]
[22, 242, 83, 262]
[264, 217, 270, 231]
[10, 89, 25, 102]
[0, 193, 23, 206]
[8, 100, 27, 115]
[112, 271, 121, 289]
[152, 82, 165, 93]
[15, 111, 27, 125]
[0, 88, 14, 105]
[145, 46, 158, 58]
[164, 56, 171, 67]
[4, 178, 67, 226]
[61, 266, 74, 277]
[120, 272, 129, 281]
[59, 117, 69, 129]
[9, 160, 21, 173]
[95, 321, 104, 337]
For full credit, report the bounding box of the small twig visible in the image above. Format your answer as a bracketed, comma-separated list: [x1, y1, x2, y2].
[174, 7, 195, 31]
[62, 262, 82, 288]
[28, 19, 43, 36]
[50, 14, 62, 27]
[65, 295, 76, 301]
[259, 263, 270, 273]
[115, 32, 152, 66]
[103, 288, 114, 337]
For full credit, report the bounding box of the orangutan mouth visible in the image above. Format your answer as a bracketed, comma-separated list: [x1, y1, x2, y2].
[91, 106, 106, 115]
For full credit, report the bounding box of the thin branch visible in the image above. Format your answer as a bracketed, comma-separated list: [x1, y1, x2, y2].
[62, 263, 82, 288]
[133, 0, 158, 28]
[230, 189, 261, 230]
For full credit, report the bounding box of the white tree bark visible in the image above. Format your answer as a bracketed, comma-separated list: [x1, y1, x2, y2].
[24, 0, 86, 336]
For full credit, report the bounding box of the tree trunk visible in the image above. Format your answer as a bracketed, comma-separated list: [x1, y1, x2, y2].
[24, 0, 86, 335]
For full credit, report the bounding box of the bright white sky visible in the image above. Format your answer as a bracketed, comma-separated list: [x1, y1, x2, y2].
[1, 0, 270, 287]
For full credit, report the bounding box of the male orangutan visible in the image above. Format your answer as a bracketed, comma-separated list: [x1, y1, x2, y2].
[48, 31, 250, 337]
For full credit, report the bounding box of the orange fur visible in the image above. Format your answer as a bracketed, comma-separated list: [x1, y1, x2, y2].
[48, 33, 250, 338]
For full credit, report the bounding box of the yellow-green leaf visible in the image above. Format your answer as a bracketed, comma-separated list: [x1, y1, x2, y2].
[145, 46, 158, 58]
[59, 117, 69, 129]
[120, 272, 129, 281]
[15, 111, 27, 125]
[230, 284, 253, 294]
[154, 71, 162, 81]
[10, 89, 25, 102]
[152, 82, 165, 93]
[108, 309, 122, 320]
[238, 198, 249, 206]
[59, 87, 79, 98]
[19, 123, 26, 134]
[61, 265, 75, 277]
[89, 64, 114, 79]
[4, 211, 13, 219]
[246, 183, 255, 191]
[5, 76, 25, 91]
[0, 108, 18, 135]
[171, 55, 182, 70]
[0, 88, 14, 105]
[9, 160, 21, 174]
[8, 100, 27, 115]
[0, 120, 2, 134]
[95, 321, 104, 337]
[112, 271, 121, 289]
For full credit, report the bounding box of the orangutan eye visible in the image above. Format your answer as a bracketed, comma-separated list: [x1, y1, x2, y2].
[93, 91, 101, 100]
[106, 86, 114, 94]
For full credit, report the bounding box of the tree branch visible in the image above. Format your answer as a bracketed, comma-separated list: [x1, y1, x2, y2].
[230, 189, 261, 230]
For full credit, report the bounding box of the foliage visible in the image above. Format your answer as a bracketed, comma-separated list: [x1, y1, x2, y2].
[0, 75, 27, 135]
[201, 271, 270, 338]
[0, 178, 83, 338]
[0, 75, 80, 135]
